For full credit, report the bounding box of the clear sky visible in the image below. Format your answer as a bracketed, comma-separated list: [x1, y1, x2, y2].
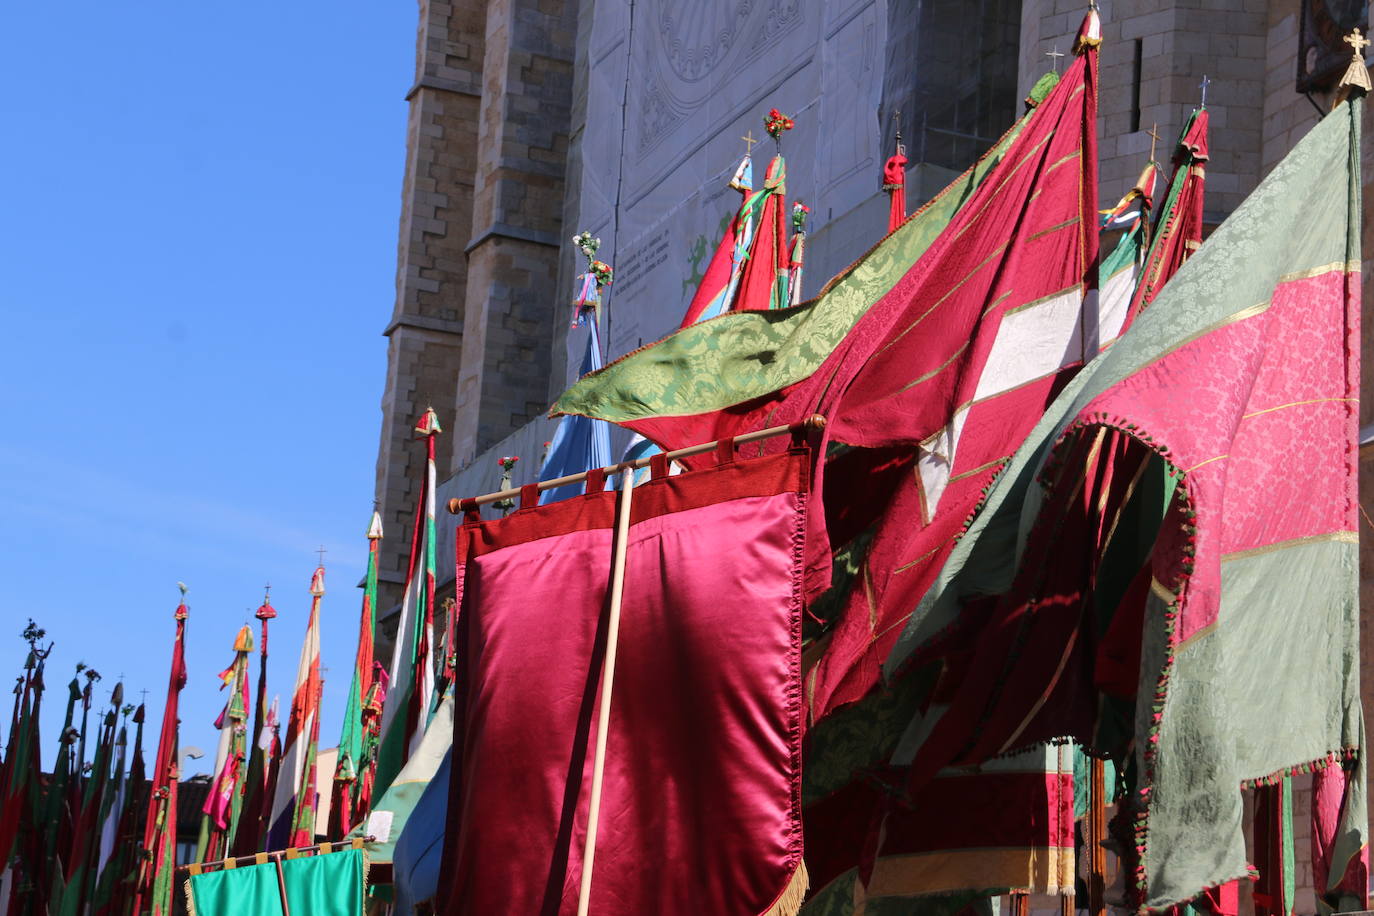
[1, 3, 415, 773]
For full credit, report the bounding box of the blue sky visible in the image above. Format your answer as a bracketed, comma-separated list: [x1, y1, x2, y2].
[1, 3, 415, 772]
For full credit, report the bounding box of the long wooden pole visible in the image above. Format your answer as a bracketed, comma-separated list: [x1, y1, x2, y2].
[448, 415, 825, 513]
[576, 468, 636, 916]
[177, 836, 372, 875]
[1089, 757, 1107, 916]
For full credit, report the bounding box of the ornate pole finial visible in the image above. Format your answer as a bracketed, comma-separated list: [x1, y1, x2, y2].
[1146, 123, 1162, 162]
[414, 406, 442, 438]
[1199, 74, 1211, 107]
[1333, 28, 1373, 108]
[740, 130, 758, 157]
[1045, 45, 1065, 73]
[1346, 27, 1371, 57]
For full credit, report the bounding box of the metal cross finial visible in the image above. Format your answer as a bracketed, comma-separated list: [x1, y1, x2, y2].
[1346, 28, 1370, 57]
[1199, 74, 1211, 107]
[1146, 123, 1162, 162]
[740, 130, 758, 156]
[1046, 45, 1066, 73]
[316, 545, 327, 567]
[139, 688, 149, 704]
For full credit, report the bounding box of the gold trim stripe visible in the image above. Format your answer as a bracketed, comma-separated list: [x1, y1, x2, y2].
[1028, 217, 1080, 242]
[948, 455, 1010, 485]
[1186, 453, 1228, 472]
[899, 341, 971, 393]
[875, 242, 1010, 357]
[1221, 530, 1358, 563]
[1136, 301, 1269, 373]
[1241, 397, 1355, 420]
[1278, 260, 1359, 283]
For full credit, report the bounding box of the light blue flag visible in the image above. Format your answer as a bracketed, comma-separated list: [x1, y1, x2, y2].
[540, 322, 612, 503]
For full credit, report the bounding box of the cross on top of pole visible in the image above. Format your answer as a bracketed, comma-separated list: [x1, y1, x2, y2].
[1347, 28, 1370, 56]
[1146, 123, 1162, 161]
[1199, 74, 1211, 106]
[740, 130, 758, 156]
[1046, 45, 1066, 73]
[316, 545, 327, 567]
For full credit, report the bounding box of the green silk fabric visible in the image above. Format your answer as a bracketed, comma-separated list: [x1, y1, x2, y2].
[552, 79, 1059, 426]
[187, 848, 366, 916]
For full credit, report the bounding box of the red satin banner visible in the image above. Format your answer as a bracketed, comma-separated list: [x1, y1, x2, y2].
[439, 445, 811, 916]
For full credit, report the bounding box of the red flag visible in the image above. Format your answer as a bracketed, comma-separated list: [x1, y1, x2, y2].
[1126, 107, 1209, 326]
[439, 446, 812, 915]
[133, 599, 188, 916]
[629, 21, 1100, 722]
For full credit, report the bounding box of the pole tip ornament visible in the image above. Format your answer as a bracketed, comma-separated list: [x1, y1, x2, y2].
[1074, 7, 1102, 54]
[1334, 29, 1372, 109]
[233, 625, 254, 653]
[414, 407, 442, 439]
[367, 510, 384, 540]
[764, 108, 795, 145]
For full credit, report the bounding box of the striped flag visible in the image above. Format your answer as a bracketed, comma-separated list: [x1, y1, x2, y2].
[375, 409, 441, 797]
[678, 153, 790, 326]
[93, 702, 144, 915]
[331, 511, 383, 837]
[1097, 159, 1159, 348]
[1128, 106, 1210, 323]
[230, 591, 277, 856]
[677, 154, 757, 327]
[133, 598, 188, 916]
[198, 625, 253, 860]
[267, 565, 325, 850]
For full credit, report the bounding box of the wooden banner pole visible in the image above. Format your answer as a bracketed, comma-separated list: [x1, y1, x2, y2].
[575, 468, 636, 916]
[1089, 757, 1107, 916]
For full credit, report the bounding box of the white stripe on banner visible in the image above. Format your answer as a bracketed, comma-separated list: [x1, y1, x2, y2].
[918, 287, 1087, 516]
[1096, 264, 1137, 349]
[973, 288, 1086, 400]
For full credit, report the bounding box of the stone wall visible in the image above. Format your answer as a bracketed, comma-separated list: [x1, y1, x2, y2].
[375, 0, 487, 610]
[451, 0, 577, 468]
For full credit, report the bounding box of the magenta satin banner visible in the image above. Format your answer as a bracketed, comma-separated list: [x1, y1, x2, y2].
[438, 446, 811, 916]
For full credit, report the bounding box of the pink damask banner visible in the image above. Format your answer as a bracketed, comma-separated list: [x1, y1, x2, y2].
[438, 445, 811, 916]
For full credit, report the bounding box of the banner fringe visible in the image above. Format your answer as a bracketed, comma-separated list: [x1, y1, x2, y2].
[762, 859, 809, 916]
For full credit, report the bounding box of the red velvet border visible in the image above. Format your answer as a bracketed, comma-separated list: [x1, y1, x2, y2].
[459, 445, 811, 559]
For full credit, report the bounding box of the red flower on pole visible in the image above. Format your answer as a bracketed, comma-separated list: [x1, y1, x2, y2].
[764, 108, 795, 141]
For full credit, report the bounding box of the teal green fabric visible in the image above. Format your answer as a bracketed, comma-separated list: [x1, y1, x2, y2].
[886, 100, 1364, 910]
[1071, 748, 1116, 821]
[187, 849, 367, 916]
[187, 862, 286, 916]
[281, 848, 367, 915]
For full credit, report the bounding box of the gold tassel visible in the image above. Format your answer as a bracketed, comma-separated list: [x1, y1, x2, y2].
[760, 859, 810, 916]
[183, 877, 197, 916]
